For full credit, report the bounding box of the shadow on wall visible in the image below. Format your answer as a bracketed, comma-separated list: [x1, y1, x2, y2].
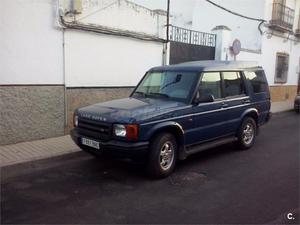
[65, 87, 134, 133]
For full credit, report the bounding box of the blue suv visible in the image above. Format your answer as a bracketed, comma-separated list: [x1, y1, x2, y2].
[71, 61, 272, 178]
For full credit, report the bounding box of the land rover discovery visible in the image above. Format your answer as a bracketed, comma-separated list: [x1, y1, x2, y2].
[71, 61, 272, 178]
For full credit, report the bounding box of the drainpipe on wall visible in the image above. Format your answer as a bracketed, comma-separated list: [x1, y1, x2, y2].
[57, 0, 68, 131]
[62, 29, 68, 131]
[163, 0, 171, 66]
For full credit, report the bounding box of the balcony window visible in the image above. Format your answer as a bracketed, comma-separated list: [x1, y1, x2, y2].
[295, 13, 300, 37]
[270, 1, 295, 32]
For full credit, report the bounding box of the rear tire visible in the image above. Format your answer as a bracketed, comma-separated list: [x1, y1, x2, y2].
[147, 133, 177, 179]
[236, 117, 257, 150]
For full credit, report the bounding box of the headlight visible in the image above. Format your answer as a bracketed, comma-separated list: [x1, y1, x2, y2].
[73, 115, 78, 127]
[114, 124, 126, 137]
[113, 124, 139, 140]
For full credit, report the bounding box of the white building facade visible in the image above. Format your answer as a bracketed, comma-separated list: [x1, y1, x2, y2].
[190, 0, 300, 111]
[1, 0, 299, 145]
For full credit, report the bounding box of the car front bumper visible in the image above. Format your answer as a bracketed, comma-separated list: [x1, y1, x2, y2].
[70, 129, 149, 159]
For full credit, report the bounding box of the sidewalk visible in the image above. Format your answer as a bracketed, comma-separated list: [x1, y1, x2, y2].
[0, 108, 295, 168]
[271, 101, 294, 113]
[0, 135, 79, 167]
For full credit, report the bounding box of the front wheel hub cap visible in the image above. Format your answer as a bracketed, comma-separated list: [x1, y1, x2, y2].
[159, 141, 174, 171]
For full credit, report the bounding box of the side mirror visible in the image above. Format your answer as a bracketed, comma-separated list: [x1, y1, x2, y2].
[193, 94, 214, 105]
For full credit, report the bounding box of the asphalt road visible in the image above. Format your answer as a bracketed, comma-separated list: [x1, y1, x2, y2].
[1, 112, 299, 224]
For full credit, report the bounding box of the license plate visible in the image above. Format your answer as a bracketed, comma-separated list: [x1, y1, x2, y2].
[81, 138, 100, 150]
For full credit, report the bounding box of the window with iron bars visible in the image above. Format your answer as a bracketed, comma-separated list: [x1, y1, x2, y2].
[275, 53, 289, 84]
[295, 11, 300, 36]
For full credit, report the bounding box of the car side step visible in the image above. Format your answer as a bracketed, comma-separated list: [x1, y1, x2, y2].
[186, 136, 238, 155]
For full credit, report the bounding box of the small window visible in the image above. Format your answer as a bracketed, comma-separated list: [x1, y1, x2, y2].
[223, 72, 245, 97]
[199, 72, 222, 99]
[275, 53, 289, 83]
[245, 71, 268, 93]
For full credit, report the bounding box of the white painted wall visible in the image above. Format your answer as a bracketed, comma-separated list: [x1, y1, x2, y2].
[261, 35, 300, 86]
[262, 0, 300, 86]
[191, 0, 300, 87]
[264, 0, 297, 22]
[74, 0, 167, 39]
[64, 30, 164, 87]
[192, 0, 265, 51]
[63, 0, 166, 87]
[0, 0, 63, 85]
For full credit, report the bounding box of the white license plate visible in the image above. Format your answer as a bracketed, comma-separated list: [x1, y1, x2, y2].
[81, 138, 100, 150]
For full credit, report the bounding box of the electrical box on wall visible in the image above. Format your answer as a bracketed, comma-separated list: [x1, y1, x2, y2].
[64, 0, 82, 14]
[72, 0, 82, 14]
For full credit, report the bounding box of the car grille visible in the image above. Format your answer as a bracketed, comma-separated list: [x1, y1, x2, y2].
[77, 117, 111, 141]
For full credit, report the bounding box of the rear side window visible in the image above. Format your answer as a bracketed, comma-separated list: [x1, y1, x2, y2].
[199, 72, 222, 99]
[244, 71, 268, 93]
[222, 72, 245, 97]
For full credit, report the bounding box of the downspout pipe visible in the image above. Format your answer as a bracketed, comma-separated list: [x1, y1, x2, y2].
[59, 15, 166, 43]
[166, 0, 170, 43]
[163, 0, 171, 66]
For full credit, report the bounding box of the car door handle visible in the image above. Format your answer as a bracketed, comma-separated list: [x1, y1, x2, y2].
[243, 99, 251, 104]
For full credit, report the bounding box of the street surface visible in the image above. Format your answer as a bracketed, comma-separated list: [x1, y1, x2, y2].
[1, 112, 299, 224]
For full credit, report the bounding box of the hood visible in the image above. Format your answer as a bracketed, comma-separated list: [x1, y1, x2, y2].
[77, 97, 187, 124]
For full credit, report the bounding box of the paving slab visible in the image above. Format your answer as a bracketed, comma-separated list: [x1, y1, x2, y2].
[0, 135, 79, 167]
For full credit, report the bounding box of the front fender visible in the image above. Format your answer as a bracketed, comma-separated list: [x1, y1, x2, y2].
[144, 121, 185, 142]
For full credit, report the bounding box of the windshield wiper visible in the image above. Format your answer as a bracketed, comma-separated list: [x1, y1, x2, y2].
[133, 91, 147, 98]
[148, 92, 170, 98]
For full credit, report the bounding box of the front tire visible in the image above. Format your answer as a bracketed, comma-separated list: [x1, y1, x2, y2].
[147, 133, 177, 179]
[237, 117, 257, 150]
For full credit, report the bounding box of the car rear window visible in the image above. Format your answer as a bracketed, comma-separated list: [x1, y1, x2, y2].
[244, 70, 268, 93]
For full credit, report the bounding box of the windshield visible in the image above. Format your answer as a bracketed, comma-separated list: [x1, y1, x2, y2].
[133, 71, 199, 102]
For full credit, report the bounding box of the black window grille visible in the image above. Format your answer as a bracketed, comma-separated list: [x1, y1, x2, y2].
[169, 25, 216, 47]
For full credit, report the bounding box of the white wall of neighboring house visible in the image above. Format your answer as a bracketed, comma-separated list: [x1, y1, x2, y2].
[0, 0, 65, 145]
[63, 0, 166, 87]
[77, 0, 166, 38]
[0, 0, 63, 85]
[192, 0, 266, 51]
[261, 35, 300, 86]
[191, 0, 300, 88]
[64, 30, 164, 87]
[262, 0, 300, 86]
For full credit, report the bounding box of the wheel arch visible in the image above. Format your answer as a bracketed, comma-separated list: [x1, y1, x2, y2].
[240, 108, 259, 125]
[147, 122, 185, 147]
[237, 108, 259, 136]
